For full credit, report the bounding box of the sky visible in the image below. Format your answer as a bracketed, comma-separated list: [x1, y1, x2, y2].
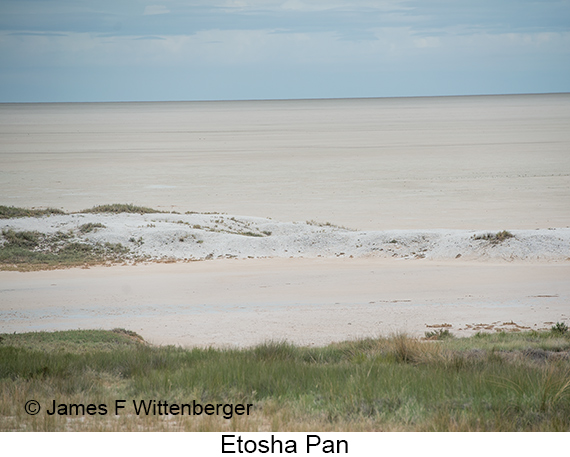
[0, 0, 569, 102]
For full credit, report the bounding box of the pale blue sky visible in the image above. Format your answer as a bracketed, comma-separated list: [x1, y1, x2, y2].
[1, 0, 569, 102]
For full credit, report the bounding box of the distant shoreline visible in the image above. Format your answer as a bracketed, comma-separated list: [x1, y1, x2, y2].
[2, 91, 569, 105]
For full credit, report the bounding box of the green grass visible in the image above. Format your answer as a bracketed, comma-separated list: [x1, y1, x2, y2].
[0, 206, 66, 219]
[1, 329, 569, 431]
[1, 204, 165, 217]
[81, 204, 163, 214]
[0, 329, 144, 353]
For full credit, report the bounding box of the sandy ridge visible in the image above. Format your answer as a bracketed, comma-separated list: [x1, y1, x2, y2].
[2, 212, 569, 262]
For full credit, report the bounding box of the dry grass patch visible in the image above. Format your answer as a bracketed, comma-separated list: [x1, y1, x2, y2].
[472, 230, 515, 244]
[1, 330, 570, 431]
[81, 204, 163, 214]
[0, 228, 130, 271]
[0, 206, 65, 219]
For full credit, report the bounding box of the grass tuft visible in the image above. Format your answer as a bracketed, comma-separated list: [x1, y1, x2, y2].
[78, 222, 106, 233]
[472, 230, 515, 244]
[0, 206, 65, 219]
[81, 204, 162, 214]
[306, 220, 353, 231]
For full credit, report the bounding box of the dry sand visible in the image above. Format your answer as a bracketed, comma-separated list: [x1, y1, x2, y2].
[1, 94, 569, 347]
[2, 94, 569, 230]
[1, 258, 568, 347]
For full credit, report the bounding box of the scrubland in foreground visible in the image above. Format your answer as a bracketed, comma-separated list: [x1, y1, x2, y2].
[1, 328, 569, 432]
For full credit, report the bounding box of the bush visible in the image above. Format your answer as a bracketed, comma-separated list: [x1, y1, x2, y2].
[1, 229, 41, 248]
[425, 329, 454, 340]
[551, 322, 569, 336]
[472, 230, 514, 244]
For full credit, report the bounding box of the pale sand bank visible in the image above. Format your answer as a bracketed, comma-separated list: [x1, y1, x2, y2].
[1, 258, 568, 347]
[2, 212, 569, 261]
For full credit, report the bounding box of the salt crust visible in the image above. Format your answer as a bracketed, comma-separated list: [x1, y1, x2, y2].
[2, 212, 569, 262]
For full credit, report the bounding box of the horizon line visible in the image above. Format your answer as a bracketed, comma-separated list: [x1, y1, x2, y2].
[1, 91, 569, 105]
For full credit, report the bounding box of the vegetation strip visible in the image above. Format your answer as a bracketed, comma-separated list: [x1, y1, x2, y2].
[1, 204, 164, 218]
[0, 204, 155, 270]
[0, 227, 129, 271]
[1, 327, 569, 431]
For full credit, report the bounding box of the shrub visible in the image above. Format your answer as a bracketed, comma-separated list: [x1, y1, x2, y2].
[1, 229, 41, 248]
[551, 322, 569, 336]
[425, 329, 454, 340]
[472, 230, 514, 244]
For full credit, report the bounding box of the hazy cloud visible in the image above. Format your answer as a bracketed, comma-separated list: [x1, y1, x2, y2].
[143, 5, 171, 16]
[2, 1, 568, 37]
[0, 0, 568, 101]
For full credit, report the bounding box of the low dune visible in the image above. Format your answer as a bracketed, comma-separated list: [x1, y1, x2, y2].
[2, 211, 569, 263]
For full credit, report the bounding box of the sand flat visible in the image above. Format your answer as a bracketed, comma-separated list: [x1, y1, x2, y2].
[1, 94, 569, 230]
[1, 258, 568, 347]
